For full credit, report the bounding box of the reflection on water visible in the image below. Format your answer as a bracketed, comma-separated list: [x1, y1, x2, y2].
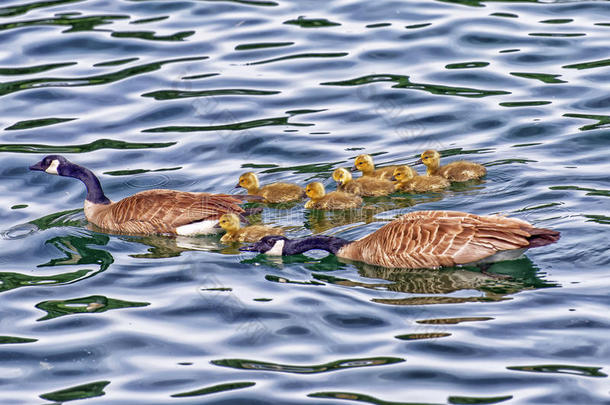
[1, 0, 609, 403]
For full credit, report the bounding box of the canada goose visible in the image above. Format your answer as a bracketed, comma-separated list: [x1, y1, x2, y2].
[218, 213, 284, 243]
[304, 182, 363, 210]
[353, 154, 415, 180]
[30, 155, 251, 236]
[332, 168, 394, 197]
[237, 172, 305, 203]
[420, 150, 486, 182]
[240, 211, 560, 269]
[391, 165, 449, 193]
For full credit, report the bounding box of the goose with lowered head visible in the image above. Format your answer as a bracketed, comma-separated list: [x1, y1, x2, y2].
[241, 211, 560, 269]
[30, 155, 252, 236]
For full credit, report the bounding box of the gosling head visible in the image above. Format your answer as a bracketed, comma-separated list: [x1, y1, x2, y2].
[391, 166, 415, 182]
[420, 150, 441, 172]
[332, 168, 352, 186]
[29, 155, 71, 176]
[239, 235, 289, 255]
[305, 182, 326, 201]
[218, 213, 241, 233]
[237, 172, 260, 192]
[353, 154, 375, 175]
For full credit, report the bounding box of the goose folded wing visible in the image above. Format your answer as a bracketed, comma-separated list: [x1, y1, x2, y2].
[103, 190, 245, 232]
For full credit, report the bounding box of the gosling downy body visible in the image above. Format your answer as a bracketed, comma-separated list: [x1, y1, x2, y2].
[241, 211, 560, 269]
[304, 181, 362, 210]
[332, 168, 394, 197]
[30, 155, 249, 236]
[421, 150, 486, 182]
[219, 213, 284, 243]
[391, 165, 449, 193]
[237, 172, 304, 203]
[353, 154, 415, 180]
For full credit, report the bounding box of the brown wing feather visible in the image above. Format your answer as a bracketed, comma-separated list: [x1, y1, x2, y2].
[338, 211, 543, 269]
[90, 189, 245, 234]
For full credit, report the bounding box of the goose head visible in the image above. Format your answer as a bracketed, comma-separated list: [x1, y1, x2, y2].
[239, 235, 288, 255]
[420, 150, 441, 172]
[237, 172, 260, 193]
[391, 166, 415, 182]
[29, 155, 71, 176]
[332, 168, 352, 186]
[353, 154, 375, 175]
[218, 213, 241, 233]
[305, 181, 326, 201]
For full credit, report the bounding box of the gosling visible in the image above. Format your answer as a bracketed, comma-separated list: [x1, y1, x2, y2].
[304, 181, 363, 210]
[420, 150, 486, 182]
[332, 168, 394, 197]
[392, 165, 449, 193]
[219, 213, 284, 243]
[237, 172, 305, 203]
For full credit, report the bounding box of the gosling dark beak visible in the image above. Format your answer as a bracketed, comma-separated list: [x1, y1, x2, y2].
[351, 166, 358, 172]
[29, 161, 44, 171]
[414, 159, 423, 165]
[389, 176, 397, 181]
[235, 183, 241, 188]
[239, 244, 257, 252]
[213, 223, 221, 229]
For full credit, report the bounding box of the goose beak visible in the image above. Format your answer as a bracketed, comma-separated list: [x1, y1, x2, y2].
[351, 166, 357, 172]
[29, 161, 44, 171]
[389, 175, 396, 181]
[414, 159, 423, 165]
[213, 223, 221, 229]
[235, 183, 241, 188]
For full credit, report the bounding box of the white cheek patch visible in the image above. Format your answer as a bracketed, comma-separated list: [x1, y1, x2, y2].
[266, 239, 285, 256]
[45, 159, 60, 175]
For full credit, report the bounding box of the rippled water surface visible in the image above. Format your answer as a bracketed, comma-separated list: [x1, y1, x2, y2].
[1, 0, 609, 403]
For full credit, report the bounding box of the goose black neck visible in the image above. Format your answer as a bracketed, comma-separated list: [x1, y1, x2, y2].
[284, 235, 351, 255]
[64, 163, 110, 205]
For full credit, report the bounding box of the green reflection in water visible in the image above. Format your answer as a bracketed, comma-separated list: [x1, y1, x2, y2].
[212, 356, 404, 374]
[204, 0, 279, 6]
[248, 52, 348, 66]
[40, 380, 110, 402]
[93, 57, 139, 67]
[130, 16, 169, 25]
[142, 88, 280, 100]
[235, 42, 294, 51]
[510, 72, 566, 84]
[309, 391, 443, 405]
[445, 62, 489, 69]
[265, 274, 325, 286]
[0, 139, 175, 154]
[0, 269, 92, 293]
[171, 381, 256, 398]
[39, 234, 113, 270]
[0, 14, 128, 33]
[29, 209, 83, 230]
[395, 332, 451, 340]
[284, 16, 341, 28]
[507, 364, 607, 378]
[563, 113, 610, 131]
[449, 395, 513, 404]
[0, 336, 37, 344]
[36, 295, 149, 321]
[563, 58, 610, 70]
[0, 0, 84, 18]
[104, 166, 181, 176]
[0, 62, 76, 76]
[583, 214, 610, 225]
[0, 56, 207, 97]
[5, 117, 76, 130]
[550, 185, 610, 197]
[416, 317, 494, 324]
[143, 112, 316, 133]
[322, 74, 510, 98]
[499, 101, 551, 107]
[111, 30, 195, 41]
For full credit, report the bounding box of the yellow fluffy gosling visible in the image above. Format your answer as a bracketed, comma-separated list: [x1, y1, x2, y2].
[237, 172, 305, 203]
[304, 182, 363, 210]
[392, 165, 449, 193]
[219, 213, 284, 243]
[420, 150, 486, 182]
[332, 168, 394, 197]
[353, 154, 416, 180]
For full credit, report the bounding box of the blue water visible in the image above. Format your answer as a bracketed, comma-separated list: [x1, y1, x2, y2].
[1, 0, 609, 403]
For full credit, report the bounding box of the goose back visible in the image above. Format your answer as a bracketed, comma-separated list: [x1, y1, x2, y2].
[86, 189, 244, 234]
[337, 211, 556, 269]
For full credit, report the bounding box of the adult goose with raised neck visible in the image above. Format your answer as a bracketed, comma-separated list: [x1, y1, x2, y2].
[240, 211, 560, 269]
[30, 155, 250, 236]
